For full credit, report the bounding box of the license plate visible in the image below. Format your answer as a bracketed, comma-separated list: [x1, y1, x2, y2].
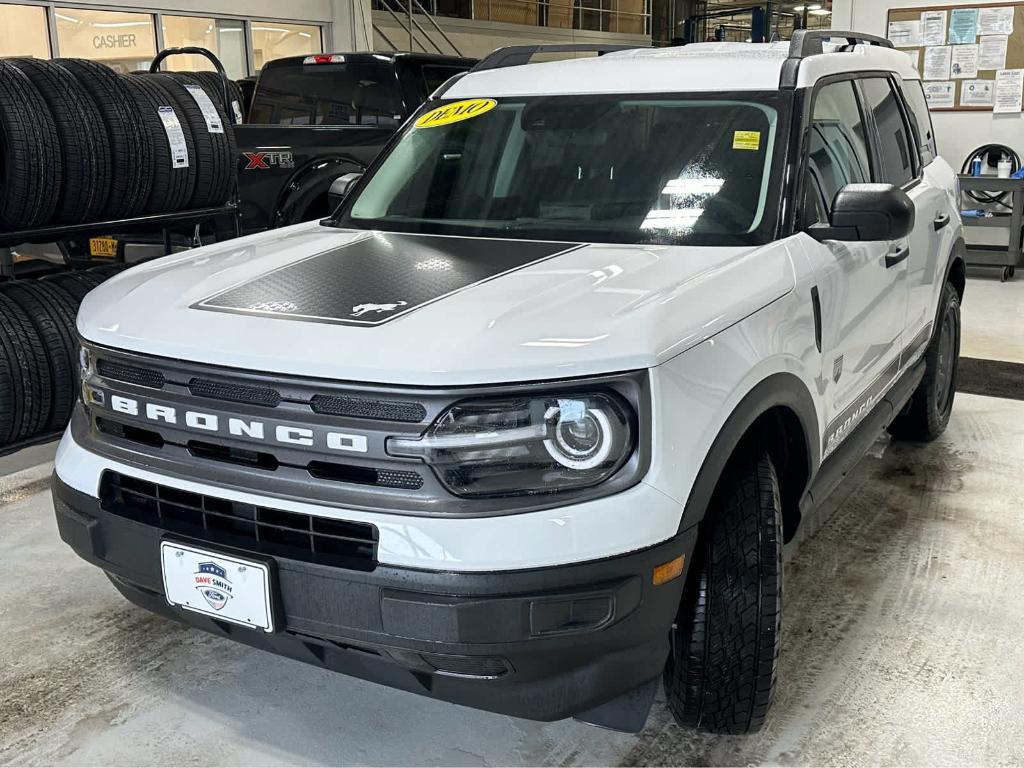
[160, 541, 274, 632]
[89, 237, 118, 258]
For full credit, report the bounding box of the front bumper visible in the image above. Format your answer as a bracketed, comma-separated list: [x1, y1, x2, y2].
[53, 475, 696, 723]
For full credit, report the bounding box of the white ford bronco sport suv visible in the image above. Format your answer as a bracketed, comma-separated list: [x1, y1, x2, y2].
[54, 31, 965, 734]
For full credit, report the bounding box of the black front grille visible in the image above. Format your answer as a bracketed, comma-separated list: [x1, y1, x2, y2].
[96, 417, 164, 448]
[311, 394, 426, 423]
[96, 415, 424, 491]
[97, 359, 166, 389]
[100, 472, 378, 570]
[188, 377, 282, 407]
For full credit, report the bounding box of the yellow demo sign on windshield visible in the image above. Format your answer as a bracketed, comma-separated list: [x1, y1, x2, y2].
[415, 99, 497, 128]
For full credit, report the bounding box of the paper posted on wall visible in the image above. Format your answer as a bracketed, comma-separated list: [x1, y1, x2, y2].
[951, 44, 979, 78]
[888, 20, 921, 47]
[923, 81, 956, 109]
[920, 10, 948, 46]
[978, 7, 1015, 36]
[961, 79, 995, 106]
[980, 35, 1010, 70]
[949, 8, 979, 44]
[924, 46, 953, 80]
[994, 69, 1024, 113]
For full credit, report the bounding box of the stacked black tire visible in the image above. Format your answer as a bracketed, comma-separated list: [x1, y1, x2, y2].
[0, 59, 240, 450]
[0, 58, 237, 228]
[0, 266, 128, 449]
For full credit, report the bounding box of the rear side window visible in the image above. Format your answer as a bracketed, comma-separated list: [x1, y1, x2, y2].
[803, 80, 873, 225]
[420, 65, 465, 100]
[900, 80, 938, 166]
[859, 77, 917, 187]
[250, 61, 405, 127]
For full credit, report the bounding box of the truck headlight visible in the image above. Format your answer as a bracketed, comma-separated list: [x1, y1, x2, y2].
[387, 392, 635, 497]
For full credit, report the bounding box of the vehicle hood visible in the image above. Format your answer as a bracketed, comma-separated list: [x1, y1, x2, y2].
[79, 222, 796, 385]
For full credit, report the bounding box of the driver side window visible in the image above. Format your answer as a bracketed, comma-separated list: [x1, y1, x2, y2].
[803, 80, 873, 227]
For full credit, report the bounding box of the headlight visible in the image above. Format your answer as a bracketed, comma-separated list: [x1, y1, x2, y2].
[387, 392, 635, 497]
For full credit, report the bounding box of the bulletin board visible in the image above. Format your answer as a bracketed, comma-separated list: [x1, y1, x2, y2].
[887, 2, 1024, 112]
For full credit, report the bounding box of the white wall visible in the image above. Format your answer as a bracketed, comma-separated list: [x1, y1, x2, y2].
[833, 0, 1024, 173]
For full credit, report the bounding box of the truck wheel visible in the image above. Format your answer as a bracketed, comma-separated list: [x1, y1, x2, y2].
[888, 282, 960, 442]
[663, 450, 782, 734]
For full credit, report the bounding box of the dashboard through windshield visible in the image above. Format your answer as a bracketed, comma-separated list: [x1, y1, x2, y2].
[334, 92, 789, 246]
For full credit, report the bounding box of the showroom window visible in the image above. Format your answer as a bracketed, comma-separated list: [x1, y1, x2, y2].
[55, 7, 157, 73]
[0, 4, 50, 58]
[162, 16, 247, 80]
[251, 22, 323, 71]
[0, 3, 327, 76]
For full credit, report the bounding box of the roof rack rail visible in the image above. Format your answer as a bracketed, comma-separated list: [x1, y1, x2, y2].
[471, 44, 640, 72]
[780, 29, 895, 89]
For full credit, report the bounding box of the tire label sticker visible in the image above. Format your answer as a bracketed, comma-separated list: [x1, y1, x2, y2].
[414, 98, 497, 129]
[184, 84, 225, 134]
[157, 106, 190, 168]
[232, 101, 243, 124]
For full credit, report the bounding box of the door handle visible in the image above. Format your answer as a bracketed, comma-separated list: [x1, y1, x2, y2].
[933, 213, 951, 231]
[885, 245, 910, 269]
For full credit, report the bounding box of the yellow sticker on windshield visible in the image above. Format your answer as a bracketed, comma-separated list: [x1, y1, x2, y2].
[733, 131, 762, 151]
[415, 98, 497, 128]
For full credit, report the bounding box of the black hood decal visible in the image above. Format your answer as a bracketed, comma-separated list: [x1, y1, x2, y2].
[195, 232, 583, 326]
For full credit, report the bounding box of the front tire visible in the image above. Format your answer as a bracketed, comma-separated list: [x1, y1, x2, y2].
[663, 450, 783, 734]
[889, 282, 961, 442]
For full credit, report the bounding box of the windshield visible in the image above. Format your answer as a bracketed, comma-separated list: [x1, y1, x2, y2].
[335, 92, 788, 245]
[249, 61, 405, 127]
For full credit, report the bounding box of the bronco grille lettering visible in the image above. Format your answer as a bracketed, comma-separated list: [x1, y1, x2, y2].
[92, 393, 368, 454]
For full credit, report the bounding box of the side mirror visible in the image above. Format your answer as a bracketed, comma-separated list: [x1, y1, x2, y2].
[808, 183, 915, 242]
[328, 172, 363, 210]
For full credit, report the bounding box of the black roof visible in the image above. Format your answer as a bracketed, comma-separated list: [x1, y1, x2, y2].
[261, 51, 477, 71]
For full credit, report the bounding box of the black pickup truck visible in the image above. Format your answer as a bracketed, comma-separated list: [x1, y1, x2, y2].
[236, 51, 475, 233]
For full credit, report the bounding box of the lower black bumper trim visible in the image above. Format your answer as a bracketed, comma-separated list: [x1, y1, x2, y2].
[52, 473, 696, 723]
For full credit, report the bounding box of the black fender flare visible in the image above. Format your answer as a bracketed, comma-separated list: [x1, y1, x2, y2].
[273, 155, 366, 227]
[947, 236, 967, 293]
[678, 372, 820, 534]
[922, 236, 966, 348]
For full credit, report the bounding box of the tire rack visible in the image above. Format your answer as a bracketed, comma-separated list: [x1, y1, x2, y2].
[0, 48, 243, 453]
[0, 46, 244, 277]
[0, 45, 244, 275]
[0, 203, 242, 276]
